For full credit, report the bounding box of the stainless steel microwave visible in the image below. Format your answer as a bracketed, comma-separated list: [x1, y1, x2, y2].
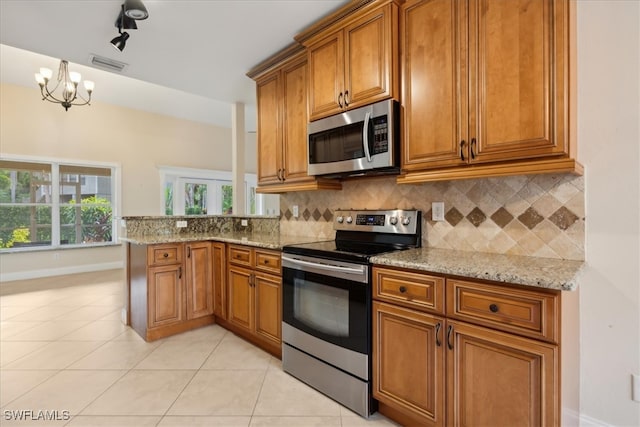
[307, 99, 400, 178]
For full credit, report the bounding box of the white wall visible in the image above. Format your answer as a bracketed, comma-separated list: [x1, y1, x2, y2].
[0, 83, 257, 280]
[578, 1, 640, 425]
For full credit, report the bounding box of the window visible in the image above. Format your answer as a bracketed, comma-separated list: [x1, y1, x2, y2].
[0, 159, 118, 251]
[159, 166, 274, 216]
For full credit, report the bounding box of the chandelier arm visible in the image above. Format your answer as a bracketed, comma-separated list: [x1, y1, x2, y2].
[40, 84, 66, 104]
[70, 93, 92, 106]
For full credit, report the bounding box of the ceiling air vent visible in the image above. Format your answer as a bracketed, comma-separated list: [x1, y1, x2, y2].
[88, 54, 128, 73]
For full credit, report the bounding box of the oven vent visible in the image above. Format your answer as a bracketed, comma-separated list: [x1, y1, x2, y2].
[88, 54, 128, 73]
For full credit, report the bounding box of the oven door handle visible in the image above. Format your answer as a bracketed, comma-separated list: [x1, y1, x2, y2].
[281, 255, 366, 275]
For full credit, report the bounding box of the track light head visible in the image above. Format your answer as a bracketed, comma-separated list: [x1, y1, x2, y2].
[110, 32, 130, 52]
[124, 0, 149, 20]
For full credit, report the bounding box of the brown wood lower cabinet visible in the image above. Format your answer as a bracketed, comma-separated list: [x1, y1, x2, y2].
[223, 244, 282, 356]
[446, 320, 558, 427]
[372, 266, 560, 426]
[373, 301, 446, 426]
[128, 241, 216, 341]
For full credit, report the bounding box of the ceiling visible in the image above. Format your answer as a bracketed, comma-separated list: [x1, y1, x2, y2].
[0, 0, 348, 131]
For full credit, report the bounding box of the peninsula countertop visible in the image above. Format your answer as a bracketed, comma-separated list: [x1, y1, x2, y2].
[370, 247, 584, 291]
[120, 232, 326, 250]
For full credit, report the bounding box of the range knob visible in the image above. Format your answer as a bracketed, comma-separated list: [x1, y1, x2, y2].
[402, 217, 411, 226]
[336, 216, 344, 224]
[346, 216, 353, 224]
[389, 216, 398, 225]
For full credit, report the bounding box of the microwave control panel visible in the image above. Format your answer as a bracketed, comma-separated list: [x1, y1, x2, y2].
[371, 116, 389, 154]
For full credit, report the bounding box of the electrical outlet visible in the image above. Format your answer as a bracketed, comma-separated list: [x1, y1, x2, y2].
[633, 374, 640, 402]
[432, 202, 445, 221]
[241, 219, 248, 227]
[176, 220, 187, 228]
[293, 205, 299, 218]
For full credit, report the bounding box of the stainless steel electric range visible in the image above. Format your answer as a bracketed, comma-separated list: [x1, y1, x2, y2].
[281, 209, 422, 417]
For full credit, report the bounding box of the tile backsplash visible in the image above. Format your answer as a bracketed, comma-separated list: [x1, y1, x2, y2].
[280, 174, 584, 260]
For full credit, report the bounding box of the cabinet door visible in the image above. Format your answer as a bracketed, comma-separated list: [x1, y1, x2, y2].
[212, 242, 226, 319]
[281, 54, 312, 183]
[401, 0, 467, 171]
[345, 3, 397, 111]
[469, 0, 568, 162]
[256, 71, 282, 185]
[227, 266, 254, 333]
[254, 273, 281, 346]
[185, 242, 213, 320]
[148, 264, 183, 328]
[308, 31, 344, 120]
[373, 301, 446, 427]
[446, 320, 558, 426]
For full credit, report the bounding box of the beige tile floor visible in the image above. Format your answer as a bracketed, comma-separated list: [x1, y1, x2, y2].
[0, 270, 398, 427]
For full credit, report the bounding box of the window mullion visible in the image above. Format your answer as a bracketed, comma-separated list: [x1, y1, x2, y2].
[51, 163, 60, 246]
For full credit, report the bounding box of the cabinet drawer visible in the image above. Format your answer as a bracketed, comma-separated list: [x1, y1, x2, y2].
[228, 245, 253, 267]
[148, 244, 182, 266]
[446, 279, 560, 343]
[373, 267, 445, 315]
[255, 250, 281, 274]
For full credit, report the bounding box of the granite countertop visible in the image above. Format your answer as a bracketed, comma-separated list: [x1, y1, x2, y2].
[370, 247, 584, 291]
[120, 232, 324, 250]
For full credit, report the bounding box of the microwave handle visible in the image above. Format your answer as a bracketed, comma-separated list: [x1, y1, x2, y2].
[363, 111, 372, 162]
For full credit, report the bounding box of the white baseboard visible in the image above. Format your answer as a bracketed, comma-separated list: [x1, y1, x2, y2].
[576, 412, 615, 427]
[0, 261, 124, 283]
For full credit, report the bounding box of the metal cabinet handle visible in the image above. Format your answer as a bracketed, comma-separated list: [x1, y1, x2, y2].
[399, 286, 407, 293]
[187, 247, 191, 258]
[470, 138, 476, 160]
[178, 266, 182, 279]
[435, 322, 442, 347]
[489, 303, 499, 313]
[163, 253, 168, 258]
[281, 168, 286, 181]
[338, 92, 344, 109]
[460, 140, 466, 161]
[344, 90, 349, 107]
[447, 324, 454, 350]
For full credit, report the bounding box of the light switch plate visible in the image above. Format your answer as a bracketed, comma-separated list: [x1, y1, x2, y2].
[432, 202, 445, 221]
[293, 205, 299, 218]
[241, 219, 248, 227]
[176, 220, 187, 228]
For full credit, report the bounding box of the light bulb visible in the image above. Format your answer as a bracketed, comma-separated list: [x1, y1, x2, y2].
[84, 80, 95, 93]
[69, 72, 81, 84]
[35, 73, 45, 85]
[39, 68, 52, 80]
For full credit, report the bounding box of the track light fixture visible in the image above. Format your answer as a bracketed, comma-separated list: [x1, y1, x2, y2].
[110, 1, 149, 52]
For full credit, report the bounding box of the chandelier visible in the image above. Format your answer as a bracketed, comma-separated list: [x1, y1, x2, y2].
[34, 60, 94, 111]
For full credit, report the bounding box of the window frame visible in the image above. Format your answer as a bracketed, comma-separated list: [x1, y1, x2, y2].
[159, 165, 262, 216]
[0, 154, 121, 253]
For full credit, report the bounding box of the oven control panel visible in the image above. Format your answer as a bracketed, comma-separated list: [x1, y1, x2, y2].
[334, 209, 420, 234]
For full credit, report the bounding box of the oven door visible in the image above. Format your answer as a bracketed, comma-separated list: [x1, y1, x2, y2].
[281, 254, 370, 356]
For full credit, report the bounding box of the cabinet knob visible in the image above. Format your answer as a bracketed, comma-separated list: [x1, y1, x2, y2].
[264, 259, 269, 264]
[163, 253, 169, 258]
[399, 286, 407, 293]
[489, 304, 499, 313]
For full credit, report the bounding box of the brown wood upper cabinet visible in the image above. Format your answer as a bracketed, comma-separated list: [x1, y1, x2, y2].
[400, 0, 577, 178]
[248, 46, 342, 193]
[255, 50, 311, 186]
[303, 1, 399, 121]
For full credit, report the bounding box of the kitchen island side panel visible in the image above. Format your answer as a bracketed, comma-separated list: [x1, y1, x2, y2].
[128, 243, 148, 338]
